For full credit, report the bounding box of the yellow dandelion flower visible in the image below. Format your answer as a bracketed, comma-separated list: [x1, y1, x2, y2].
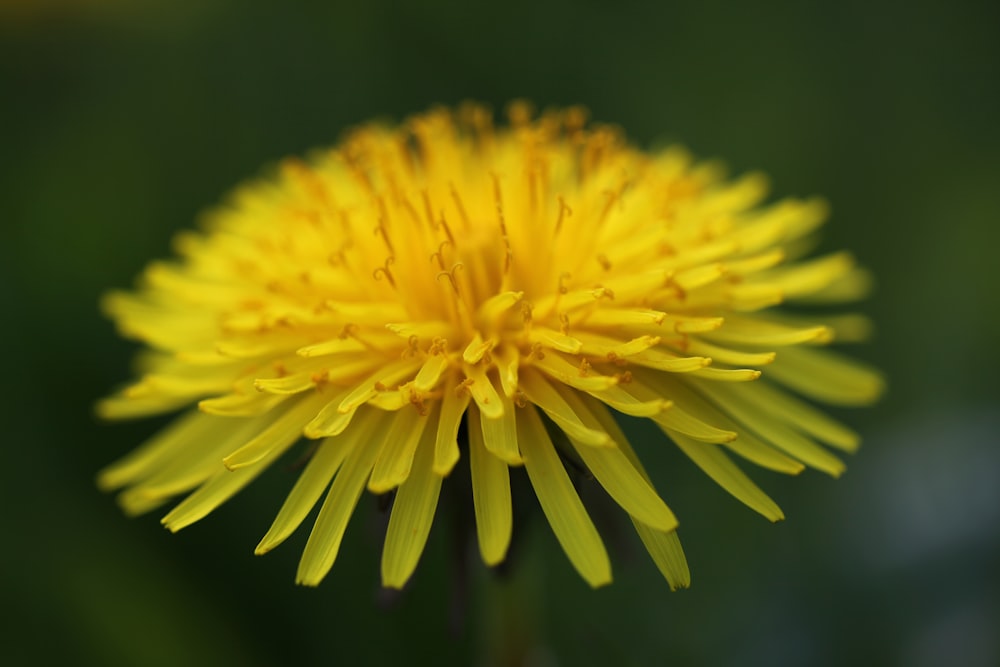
[98, 103, 884, 590]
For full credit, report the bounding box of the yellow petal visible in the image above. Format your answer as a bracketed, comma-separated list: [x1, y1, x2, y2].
[199, 391, 288, 417]
[574, 332, 661, 358]
[626, 367, 737, 441]
[695, 381, 846, 477]
[586, 385, 671, 417]
[478, 383, 522, 464]
[96, 393, 193, 420]
[765, 345, 886, 406]
[493, 345, 520, 397]
[748, 251, 854, 299]
[302, 388, 357, 438]
[296, 414, 393, 586]
[336, 357, 424, 414]
[161, 428, 288, 532]
[469, 403, 513, 566]
[634, 526, 691, 591]
[683, 339, 777, 367]
[117, 417, 266, 515]
[433, 376, 470, 475]
[464, 363, 504, 420]
[633, 372, 803, 474]
[528, 326, 583, 354]
[581, 395, 690, 589]
[561, 393, 677, 531]
[736, 379, 860, 452]
[256, 432, 355, 554]
[222, 393, 327, 470]
[531, 351, 620, 391]
[704, 314, 833, 346]
[97, 410, 212, 490]
[367, 406, 431, 493]
[518, 405, 612, 587]
[412, 352, 451, 391]
[793, 266, 873, 303]
[669, 430, 784, 522]
[381, 421, 443, 589]
[626, 349, 711, 373]
[686, 367, 762, 382]
[476, 290, 524, 325]
[518, 369, 611, 447]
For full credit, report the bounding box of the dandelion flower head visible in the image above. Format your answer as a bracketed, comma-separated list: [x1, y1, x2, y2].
[99, 103, 884, 589]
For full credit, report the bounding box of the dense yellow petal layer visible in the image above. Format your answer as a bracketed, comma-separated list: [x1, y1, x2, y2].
[98, 104, 882, 590]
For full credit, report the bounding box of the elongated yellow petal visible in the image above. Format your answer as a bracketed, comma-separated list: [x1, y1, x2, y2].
[381, 421, 443, 588]
[635, 526, 691, 591]
[672, 262, 725, 291]
[296, 415, 393, 586]
[412, 352, 451, 391]
[583, 308, 668, 328]
[433, 376, 470, 475]
[653, 404, 738, 443]
[518, 405, 612, 587]
[531, 351, 620, 391]
[628, 370, 737, 442]
[580, 395, 690, 589]
[528, 326, 583, 354]
[478, 383, 522, 464]
[704, 314, 832, 346]
[468, 403, 513, 566]
[748, 252, 855, 298]
[96, 393, 194, 420]
[97, 410, 213, 491]
[518, 369, 611, 447]
[669, 430, 784, 521]
[633, 371, 803, 474]
[574, 332, 661, 358]
[124, 372, 233, 400]
[695, 381, 846, 477]
[765, 312, 874, 344]
[117, 417, 266, 515]
[626, 349, 712, 373]
[254, 356, 383, 394]
[476, 290, 524, 324]
[222, 393, 327, 470]
[792, 266, 873, 303]
[561, 403, 677, 531]
[302, 388, 357, 438]
[367, 406, 431, 493]
[199, 391, 288, 417]
[765, 346, 885, 405]
[462, 331, 489, 364]
[586, 383, 672, 417]
[686, 367, 761, 382]
[683, 339, 777, 367]
[161, 430, 288, 532]
[464, 362, 505, 420]
[736, 379, 860, 452]
[493, 345, 520, 397]
[256, 432, 356, 554]
[295, 337, 367, 357]
[336, 357, 424, 414]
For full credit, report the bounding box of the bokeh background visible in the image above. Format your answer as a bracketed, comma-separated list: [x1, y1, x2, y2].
[3, 0, 998, 665]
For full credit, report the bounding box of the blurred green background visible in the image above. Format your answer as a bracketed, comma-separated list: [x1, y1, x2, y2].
[3, 0, 998, 665]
